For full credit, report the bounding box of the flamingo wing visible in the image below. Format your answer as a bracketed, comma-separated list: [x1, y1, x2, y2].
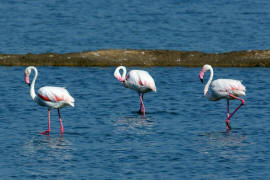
[212, 79, 246, 97]
[129, 70, 156, 92]
[38, 86, 75, 104]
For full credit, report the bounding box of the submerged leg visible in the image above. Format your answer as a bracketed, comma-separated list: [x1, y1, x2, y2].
[58, 109, 64, 134]
[41, 109, 51, 135]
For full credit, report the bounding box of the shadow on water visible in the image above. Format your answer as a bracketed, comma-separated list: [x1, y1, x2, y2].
[23, 135, 74, 161]
[131, 110, 180, 116]
[113, 115, 155, 135]
[197, 127, 247, 147]
[19, 135, 78, 179]
[194, 128, 252, 168]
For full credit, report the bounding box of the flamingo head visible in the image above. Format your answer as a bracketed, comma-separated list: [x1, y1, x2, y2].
[114, 66, 126, 82]
[114, 74, 125, 82]
[199, 71, 204, 83]
[199, 64, 212, 83]
[24, 66, 32, 85]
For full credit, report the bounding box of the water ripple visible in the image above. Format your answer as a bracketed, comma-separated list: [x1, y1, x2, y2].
[1, 67, 270, 179]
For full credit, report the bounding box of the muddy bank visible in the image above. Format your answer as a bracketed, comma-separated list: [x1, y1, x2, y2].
[1, 49, 270, 67]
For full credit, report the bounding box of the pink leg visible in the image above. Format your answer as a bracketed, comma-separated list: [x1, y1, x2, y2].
[138, 93, 142, 113]
[142, 94, 145, 115]
[58, 109, 64, 134]
[226, 100, 231, 130]
[139, 93, 145, 116]
[41, 109, 51, 135]
[227, 100, 230, 118]
[226, 94, 245, 130]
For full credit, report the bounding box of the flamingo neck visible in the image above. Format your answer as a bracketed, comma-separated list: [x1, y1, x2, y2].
[30, 67, 38, 101]
[204, 66, 213, 96]
[115, 66, 127, 82]
[123, 68, 127, 80]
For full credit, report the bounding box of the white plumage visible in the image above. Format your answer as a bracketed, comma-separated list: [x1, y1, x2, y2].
[210, 79, 246, 101]
[38, 86, 75, 108]
[114, 66, 156, 115]
[123, 70, 156, 93]
[24, 66, 74, 134]
[199, 64, 245, 130]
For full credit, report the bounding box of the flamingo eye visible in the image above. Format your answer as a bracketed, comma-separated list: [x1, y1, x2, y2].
[25, 68, 31, 76]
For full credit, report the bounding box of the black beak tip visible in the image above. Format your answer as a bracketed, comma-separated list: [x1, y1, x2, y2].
[200, 78, 203, 83]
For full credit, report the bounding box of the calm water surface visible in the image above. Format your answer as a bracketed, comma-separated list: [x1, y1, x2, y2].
[0, 0, 270, 53]
[1, 0, 270, 179]
[0, 66, 270, 179]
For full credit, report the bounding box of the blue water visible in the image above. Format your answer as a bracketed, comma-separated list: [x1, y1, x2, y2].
[0, 66, 270, 179]
[1, 0, 270, 179]
[1, 0, 270, 54]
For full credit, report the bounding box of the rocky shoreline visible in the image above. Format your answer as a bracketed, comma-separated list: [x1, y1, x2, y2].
[1, 49, 270, 67]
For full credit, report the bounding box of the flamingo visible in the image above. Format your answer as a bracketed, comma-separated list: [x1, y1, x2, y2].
[114, 66, 156, 115]
[199, 64, 246, 130]
[24, 66, 75, 135]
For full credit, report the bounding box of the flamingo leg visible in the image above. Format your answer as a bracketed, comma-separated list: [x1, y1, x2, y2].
[140, 94, 145, 116]
[142, 94, 145, 115]
[226, 94, 245, 130]
[226, 100, 231, 130]
[41, 109, 51, 135]
[138, 92, 142, 113]
[58, 109, 64, 134]
[227, 99, 230, 118]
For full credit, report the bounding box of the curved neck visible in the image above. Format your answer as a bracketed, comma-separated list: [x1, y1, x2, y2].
[120, 66, 127, 80]
[204, 66, 213, 96]
[30, 67, 38, 100]
[115, 66, 127, 82]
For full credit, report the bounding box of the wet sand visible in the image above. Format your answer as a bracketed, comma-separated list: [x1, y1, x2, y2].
[1, 49, 270, 67]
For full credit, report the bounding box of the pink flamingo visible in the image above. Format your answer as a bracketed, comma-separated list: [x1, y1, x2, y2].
[199, 64, 246, 130]
[114, 66, 156, 115]
[24, 66, 75, 135]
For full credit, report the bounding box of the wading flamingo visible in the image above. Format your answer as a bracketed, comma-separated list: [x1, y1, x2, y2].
[114, 66, 156, 116]
[199, 64, 246, 130]
[24, 66, 75, 135]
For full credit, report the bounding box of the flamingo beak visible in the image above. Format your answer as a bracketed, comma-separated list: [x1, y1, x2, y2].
[199, 70, 204, 83]
[121, 77, 126, 82]
[25, 74, 30, 85]
[115, 75, 125, 83]
[200, 77, 203, 83]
